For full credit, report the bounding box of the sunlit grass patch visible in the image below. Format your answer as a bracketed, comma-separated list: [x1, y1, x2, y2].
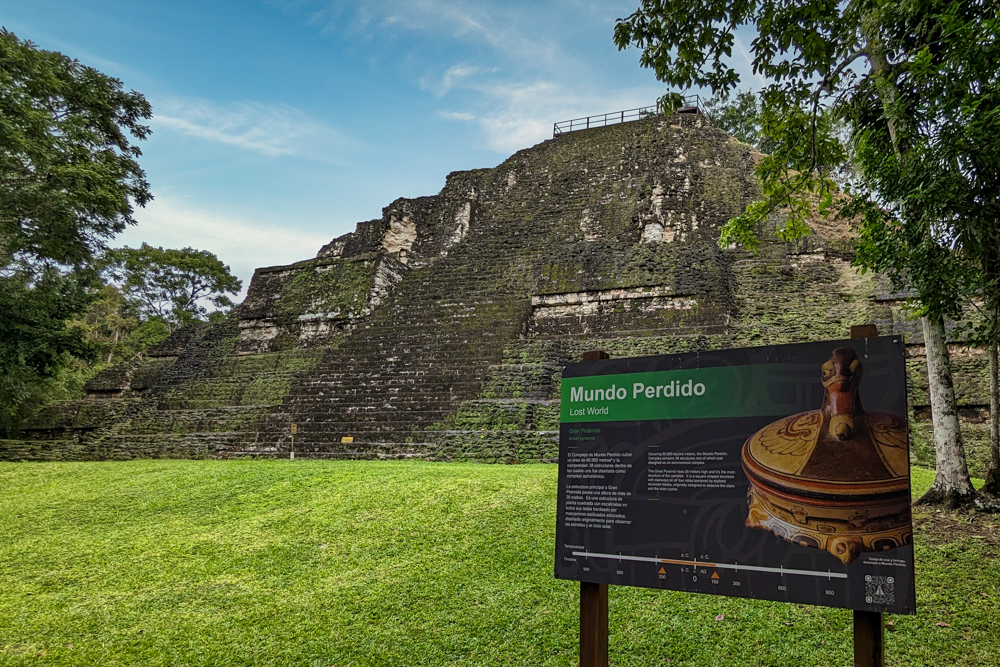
[0, 460, 997, 666]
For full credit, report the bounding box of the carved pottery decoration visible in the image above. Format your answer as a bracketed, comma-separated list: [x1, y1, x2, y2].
[742, 347, 911, 565]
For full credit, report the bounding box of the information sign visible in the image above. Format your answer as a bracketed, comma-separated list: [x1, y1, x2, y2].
[554, 337, 916, 614]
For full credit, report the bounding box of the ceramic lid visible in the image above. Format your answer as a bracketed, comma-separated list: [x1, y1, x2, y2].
[743, 409, 909, 501]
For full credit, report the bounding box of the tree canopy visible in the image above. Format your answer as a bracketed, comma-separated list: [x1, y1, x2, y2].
[103, 244, 242, 328]
[615, 0, 853, 251]
[0, 29, 151, 270]
[0, 29, 152, 433]
[615, 0, 998, 319]
[837, 1, 1000, 325]
[615, 0, 1000, 506]
[701, 90, 766, 150]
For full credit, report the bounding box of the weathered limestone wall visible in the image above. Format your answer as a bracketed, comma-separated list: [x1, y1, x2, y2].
[236, 253, 407, 354]
[2, 112, 991, 472]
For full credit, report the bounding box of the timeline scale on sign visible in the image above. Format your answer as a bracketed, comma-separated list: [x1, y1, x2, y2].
[572, 551, 848, 579]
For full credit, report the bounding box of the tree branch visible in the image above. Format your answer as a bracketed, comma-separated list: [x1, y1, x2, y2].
[822, 49, 869, 92]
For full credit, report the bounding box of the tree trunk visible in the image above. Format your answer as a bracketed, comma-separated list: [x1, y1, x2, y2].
[916, 315, 977, 507]
[981, 343, 1000, 496]
[108, 328, 119, 364]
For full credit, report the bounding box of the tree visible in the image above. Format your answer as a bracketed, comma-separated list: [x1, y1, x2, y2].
[614, 0, 992, 506]
[701, 89, 768, 151]
[70, 284, 169, 365]
[841, 3, 1000, 503]
[0, 29, 152, 434]
[699, 89, 850, 184]
[0, 267, 94, 434]
[103, 243, 242, 329]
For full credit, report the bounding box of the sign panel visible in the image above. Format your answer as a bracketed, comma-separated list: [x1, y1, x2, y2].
[554, 337, 916, 614]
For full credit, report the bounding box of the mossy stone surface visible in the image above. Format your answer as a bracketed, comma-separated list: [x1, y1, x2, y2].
[7, 114, 992, 467]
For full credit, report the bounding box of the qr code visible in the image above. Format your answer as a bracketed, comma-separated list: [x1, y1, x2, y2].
[865, 575, 895, 605]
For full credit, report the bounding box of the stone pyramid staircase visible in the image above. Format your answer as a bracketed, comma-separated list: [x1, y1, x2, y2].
[253, 208, 556, 458]
[12, 112, 977, 467]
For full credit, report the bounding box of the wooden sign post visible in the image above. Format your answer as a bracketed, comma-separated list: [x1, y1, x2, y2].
[850, 323, 884, 667]
[290, 423, 297, 460]
[579, 350, 611, 667]
[579, 581, 608, 667]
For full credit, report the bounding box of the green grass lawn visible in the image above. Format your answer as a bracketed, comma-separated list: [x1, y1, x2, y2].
[0, 460, 997, 666]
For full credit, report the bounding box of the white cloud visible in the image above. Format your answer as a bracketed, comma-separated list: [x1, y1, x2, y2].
[290, 1, 661, 152]
[278, 0, 712, 153]
[414, 1, 557, 64]
[291, 0, 567, 68]
[152, 97, 354, 162]
[450, 80, 661, 153]
[118, 196, 332, 299]
[437, 110, 476, 122]
[430, 64, 480, 96]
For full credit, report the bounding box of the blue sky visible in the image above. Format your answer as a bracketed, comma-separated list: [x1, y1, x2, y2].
[2, 0, 759, 296]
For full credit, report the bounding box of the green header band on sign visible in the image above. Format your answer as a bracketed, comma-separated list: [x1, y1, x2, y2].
[560, 364, 802, 423]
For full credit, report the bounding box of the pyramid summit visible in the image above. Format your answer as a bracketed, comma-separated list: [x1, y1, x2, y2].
[1, 112, 986, 465]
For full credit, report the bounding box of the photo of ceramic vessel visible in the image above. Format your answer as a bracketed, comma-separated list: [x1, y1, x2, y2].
[742, 347, 911, 565]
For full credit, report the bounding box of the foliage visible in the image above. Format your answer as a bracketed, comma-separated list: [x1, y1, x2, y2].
[0, 29, 151, 433]
[614, 0, 997, 504]
[69, 285, 137, 364]
[0, 281, 173, 436]
[614, 0, 856, 251]
[614, 0, 999, 319]
[836, 2, 1000, 498]
[702, 89, 767, 150]
[103, 243, 242, 328]
[0, 28, 151, 267]
[700, 89, 851, 177]
[843, 3, 1000, 328]
[0, 267, 95, 434]
[655, 91, 685, 115]
[70, 284, 170, 364]
[0, 460, 996, 666]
